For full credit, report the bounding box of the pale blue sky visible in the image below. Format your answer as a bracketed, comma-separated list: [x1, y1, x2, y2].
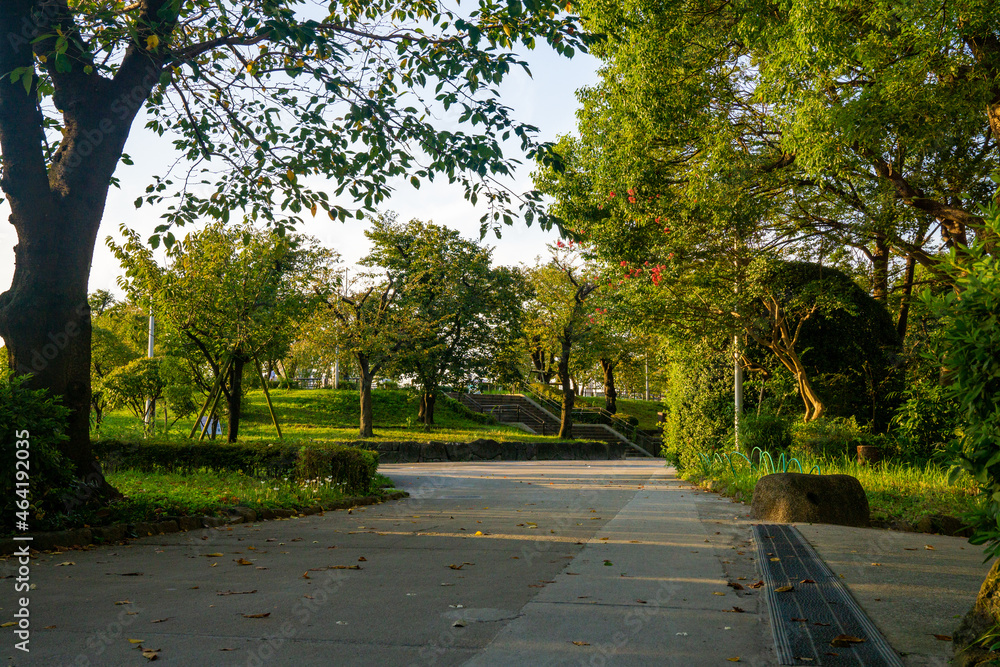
[0, 46, 599, 296]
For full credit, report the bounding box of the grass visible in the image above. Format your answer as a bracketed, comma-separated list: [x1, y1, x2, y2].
[686, 448, 984, 525]
[96, 388, 565, 443]
[105, 469, 357, 521]
[574, 396, 664, 431]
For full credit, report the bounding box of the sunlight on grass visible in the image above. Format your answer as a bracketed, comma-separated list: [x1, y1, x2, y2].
[688, 449, 983, 524]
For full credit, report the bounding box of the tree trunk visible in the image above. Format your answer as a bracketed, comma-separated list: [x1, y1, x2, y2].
[896, 253, 917, 341]
[796, 369, 825, 422]
[420, 390, 436, 429]
[0, 1, 174, 493]
[557, 338, 574, 439]
[226, 356, 245, 443]
[600, 358, 617, 414]
[871, 234, 889, 303]
[358, 356, 374, 438]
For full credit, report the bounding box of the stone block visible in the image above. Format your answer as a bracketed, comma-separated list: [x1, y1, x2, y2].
[750, 473, 869, 527]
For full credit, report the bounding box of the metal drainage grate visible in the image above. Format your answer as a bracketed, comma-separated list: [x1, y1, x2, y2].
[753, 524, 904, 666]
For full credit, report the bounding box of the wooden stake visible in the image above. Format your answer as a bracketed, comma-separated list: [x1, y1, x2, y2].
[254, 354, 282, 439]
[189, 356, 231, 439]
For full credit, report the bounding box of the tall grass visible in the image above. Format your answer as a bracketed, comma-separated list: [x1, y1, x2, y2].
[688, 448, 983, 524]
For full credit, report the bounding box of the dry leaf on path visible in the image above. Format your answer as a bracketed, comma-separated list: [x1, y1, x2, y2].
[203, 553, 224, 558]
[571, 641, 590, 646]
[56, 562, 75, 567]
[933, 634, 953, 641]
[217, 590, 256, 596]
[774, 586, 795, 593]
[830, 634, 866, 647]
[242, 613, 271, 619]
[235, 558, 253, 566]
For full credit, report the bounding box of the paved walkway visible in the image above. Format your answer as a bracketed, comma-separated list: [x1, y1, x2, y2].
[0, 461, 990, 666]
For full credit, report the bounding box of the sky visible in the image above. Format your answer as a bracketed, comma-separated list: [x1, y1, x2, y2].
[0, 46, 600, 297]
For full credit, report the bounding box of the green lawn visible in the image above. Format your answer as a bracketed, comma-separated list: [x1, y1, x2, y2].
[96, 388, 565, 443]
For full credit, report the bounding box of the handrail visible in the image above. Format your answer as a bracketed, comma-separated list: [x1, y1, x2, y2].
[522, 385, 659, 452]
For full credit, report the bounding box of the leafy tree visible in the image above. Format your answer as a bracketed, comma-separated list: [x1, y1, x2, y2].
[523, 246, 599, 438]
[363, 215, 527, 426]
[317, 273, 408, 437]
[89, 293, 145, 431]
[0, 0, 590, 487]
[110, 223, 331, 442]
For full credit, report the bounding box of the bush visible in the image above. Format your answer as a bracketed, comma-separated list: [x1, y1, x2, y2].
[738, 410, 792, 456]
[890, 381, 960, 463]
[440, 394, 498, 425]
[661, 344, 733, 470]
[93, 439, 379, 495]
[791, 416, 865, 458]
[0, 374, 76, 531]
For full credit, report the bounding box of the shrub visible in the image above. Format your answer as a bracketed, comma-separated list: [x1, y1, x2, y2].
[738, 410, 792, 456]
[890, 381, 960, 463]
[93, 439, 379, 495]
[0, 374, 76, 531]
[440, 394, 498, 425]
[923, 207, 1000, 557]
[791, 416, 865, 458]
[661, 344, 733, 470]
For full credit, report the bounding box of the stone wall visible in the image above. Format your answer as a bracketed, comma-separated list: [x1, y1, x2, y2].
[374, 439, 626, 463]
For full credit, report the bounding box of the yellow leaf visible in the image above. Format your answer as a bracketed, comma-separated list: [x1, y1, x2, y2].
[774, 585, 794, 593]
[203, 553, 224, 557]
[146, 35, 159, 51]
[235, 558, 253, 566]
[0, 622, 15, 628]
[128, 639, 145, 644]
[310, 204, 318, 217]
[286, 169, 296, 183]
[474, 531, 483, 536]
[727, 659, 740, 663]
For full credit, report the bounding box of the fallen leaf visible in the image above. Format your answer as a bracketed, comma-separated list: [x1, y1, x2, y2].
[217, 590, 256, 596]
[926, 545, 936, 550]
[448, 564, 464, 570]
[933, 634, 953, 641]
[242, 613, 271, 619]
[769, 557, 780, 562]
[727, 582, 744, 590]
[713, 592, 726, 596]
[220, 648, 237, 651]
[725, 607, 746, 613]
[151, 618, 170, 623]
[452, 620, 466, 628]
[870, 563, 882, 567]
[358, 557, 366, 562]
[235, 558, 253, 566]
[43, 625, 55, 629]
[571, 641, 590, 646]
[750, 581, 765, 589]
[800, 579, 816, 584]
[636, 599, 647, 604]
[302, 572, 311, 579]
[830, 634, 865, 647]
[115, 600, 132, 605]
[128, 639, 145, 644]
[56, 561, 75, 566]
[142, 649, 159, 661]
[774, 585, 794, 593]
[791, 618, 808, 622]
[120, 572, 143, 576]
[814, 622, 831, 627]
[0, 622, 15, 628]
[727, 658, 740, 662]
[203, 553, 224, 558]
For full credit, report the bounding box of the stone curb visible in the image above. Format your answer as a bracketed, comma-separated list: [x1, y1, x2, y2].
[0, 490, 409, 556]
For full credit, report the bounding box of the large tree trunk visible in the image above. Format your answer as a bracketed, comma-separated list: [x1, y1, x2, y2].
[226, 356, 245, 443]
[0, 1, 173, 492]
[600, 358, 617, 414]
[358, 356, 374, 438]
[557, 338, 574, 439]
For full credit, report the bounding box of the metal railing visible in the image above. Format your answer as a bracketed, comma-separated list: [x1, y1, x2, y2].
[521, 385, 660, 454]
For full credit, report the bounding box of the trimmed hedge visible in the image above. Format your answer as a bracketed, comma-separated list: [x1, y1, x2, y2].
[93, 439, 378, 495]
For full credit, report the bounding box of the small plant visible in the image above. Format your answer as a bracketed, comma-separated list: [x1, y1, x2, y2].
[738, 410, 792, 456]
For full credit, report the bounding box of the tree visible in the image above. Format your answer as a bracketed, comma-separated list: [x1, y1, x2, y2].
[523, 246, 599, 438]
[0, 0, 590, 488]
[363, 215, 527, 427]
[317, 273, 407, 438]
[110, 223, 330, 442]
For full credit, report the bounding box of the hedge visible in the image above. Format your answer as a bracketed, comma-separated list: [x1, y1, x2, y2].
[93, 439, 379, 495]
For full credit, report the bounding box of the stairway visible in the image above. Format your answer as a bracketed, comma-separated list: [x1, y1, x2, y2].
[449, 393, 654, 457]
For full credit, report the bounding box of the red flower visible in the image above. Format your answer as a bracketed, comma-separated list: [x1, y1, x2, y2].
[620, 260, 628, 266]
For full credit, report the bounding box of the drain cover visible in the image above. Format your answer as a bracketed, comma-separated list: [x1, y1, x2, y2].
[753, 524, 903, 666]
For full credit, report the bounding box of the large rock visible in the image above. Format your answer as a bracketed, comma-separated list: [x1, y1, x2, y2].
[750, 473, 870, 527]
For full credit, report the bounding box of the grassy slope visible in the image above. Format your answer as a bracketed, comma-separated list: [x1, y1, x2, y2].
[97, 388, 569, 443]
[574, 396, 664, 431]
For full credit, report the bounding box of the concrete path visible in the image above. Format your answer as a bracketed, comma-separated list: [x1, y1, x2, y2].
[0, 461, 990, 666]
